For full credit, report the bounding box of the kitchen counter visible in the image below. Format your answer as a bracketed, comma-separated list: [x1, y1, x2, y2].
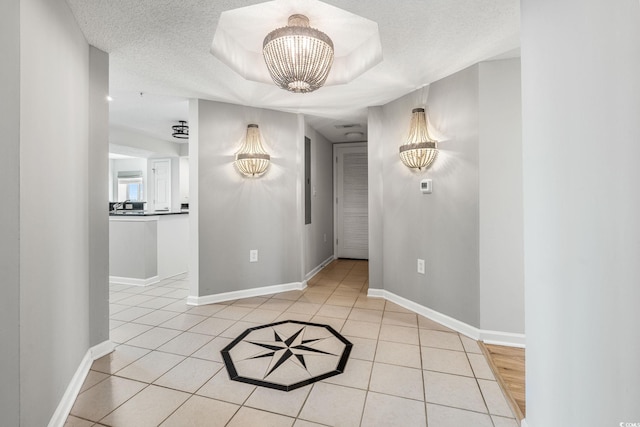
[109, 212, 189, 285]
[109, 210, 188, 216]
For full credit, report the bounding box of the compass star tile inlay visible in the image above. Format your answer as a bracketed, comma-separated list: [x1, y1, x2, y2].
[221, 320, 352, 391]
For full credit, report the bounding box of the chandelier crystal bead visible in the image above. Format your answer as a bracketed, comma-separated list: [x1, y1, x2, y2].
[235, 124, 271, 177]
[263, 14, 334, 93]
[399, 108, 438, 170]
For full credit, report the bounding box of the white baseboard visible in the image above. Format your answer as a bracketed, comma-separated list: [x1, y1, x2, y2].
[368, 289, 525, 348]
[90, 340, 116, 359]
[305, 255, 335, 281]
[48, 340, 115, 427]
[161, 271, 188, 281]
[481, 329, 526, 348]
[187, 282, 307, 306]
[367, 288, 385, 298]
[109, 275, 159, 287]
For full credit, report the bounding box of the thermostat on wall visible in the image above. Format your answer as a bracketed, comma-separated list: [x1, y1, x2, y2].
[420, 179, 433, 194]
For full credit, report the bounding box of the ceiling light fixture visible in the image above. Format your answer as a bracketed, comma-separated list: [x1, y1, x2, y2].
[235, 124, 271, 177]
[345, 131, 364, 140]
[172, 120, 189, 139]
[399, 108, 438, 171]
[263, 14, 334, 93]
[334, 124, 362, 129]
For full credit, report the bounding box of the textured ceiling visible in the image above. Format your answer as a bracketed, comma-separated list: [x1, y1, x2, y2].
[66, 0, 520, 145]
[211, 0, 383, 87]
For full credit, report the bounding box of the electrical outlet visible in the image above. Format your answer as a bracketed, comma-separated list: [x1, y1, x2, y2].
[323, 233, 327, 242]
[417, 259, 425, 275]
[249, 250, 258, 263]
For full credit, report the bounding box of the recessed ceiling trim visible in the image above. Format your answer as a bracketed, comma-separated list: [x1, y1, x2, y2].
[210, 0, 383, 87]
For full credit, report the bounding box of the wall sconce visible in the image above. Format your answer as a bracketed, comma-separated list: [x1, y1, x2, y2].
[235, 124, 271, 177]
[399, 108, 438, 170]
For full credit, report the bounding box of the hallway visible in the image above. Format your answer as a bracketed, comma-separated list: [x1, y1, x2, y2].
[66, 260, 518, 426]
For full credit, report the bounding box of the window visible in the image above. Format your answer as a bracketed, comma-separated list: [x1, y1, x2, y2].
[117, 171, 144, 202]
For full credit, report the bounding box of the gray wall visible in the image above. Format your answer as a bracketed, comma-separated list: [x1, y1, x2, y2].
[478, 59, 525, 334]
[0, 0, 21, 424]
[367, 107, 384, 290]
[522, 0, 640, 425]
[19, 0, 109, 424]
[89, 46, 110, 346]
[371, 65, 482, 327]
[195, 100, 304, 295]
[304, 124, 335, 276]
[188, 99, 200, 297]
[369, 61, 524, 334]
[179, 157, 189, 203]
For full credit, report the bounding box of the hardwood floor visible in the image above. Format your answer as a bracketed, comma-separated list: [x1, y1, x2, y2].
[481, 343, 526, 421]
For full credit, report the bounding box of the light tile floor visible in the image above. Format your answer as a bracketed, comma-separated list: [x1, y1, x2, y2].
[66, 260, 518, 427]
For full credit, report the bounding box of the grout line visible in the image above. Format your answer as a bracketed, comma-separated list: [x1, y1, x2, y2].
[461, 341, 496, 426]
[358, 390, 369, 427]
[99, 261, 491, 426]
[95, 381, 151, 425]
[426, 402, 502, 418]
[293, 383, 315, 420]
[75, 370, 111, 396]
[357, 388, 425, 403]
[156, 394, 190, 426]
[418, 312, 430, 426]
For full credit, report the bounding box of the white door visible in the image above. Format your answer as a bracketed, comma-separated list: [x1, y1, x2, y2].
[152, 159, 171, 211]
[335, 144, 368, 259]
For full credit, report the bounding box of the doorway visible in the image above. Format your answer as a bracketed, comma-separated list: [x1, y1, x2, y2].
[334, 143, 368, 259]
[151, 159, 171, 211]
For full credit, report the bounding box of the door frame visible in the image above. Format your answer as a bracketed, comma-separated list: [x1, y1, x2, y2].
[333, 142, 368, 259]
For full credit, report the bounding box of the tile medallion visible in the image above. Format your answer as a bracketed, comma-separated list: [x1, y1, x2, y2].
[221, 320, 352, 391]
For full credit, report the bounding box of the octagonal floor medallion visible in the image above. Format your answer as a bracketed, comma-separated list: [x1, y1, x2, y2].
[221, 320, 352, 391]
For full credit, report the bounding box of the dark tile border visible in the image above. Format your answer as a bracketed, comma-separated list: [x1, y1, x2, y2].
[221, 320, 353, 392]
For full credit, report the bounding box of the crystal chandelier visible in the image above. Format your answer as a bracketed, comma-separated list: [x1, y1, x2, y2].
[399, 108, 438, 170]
[263, 14, 334, 93]
[235, 124, 271, 177]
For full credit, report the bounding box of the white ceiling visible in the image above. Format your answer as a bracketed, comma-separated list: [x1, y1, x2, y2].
[211, 0, 384, 88]
[66, 0, 520, 145]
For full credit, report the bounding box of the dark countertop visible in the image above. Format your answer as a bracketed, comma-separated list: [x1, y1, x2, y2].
[109, 210, 189, 217]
